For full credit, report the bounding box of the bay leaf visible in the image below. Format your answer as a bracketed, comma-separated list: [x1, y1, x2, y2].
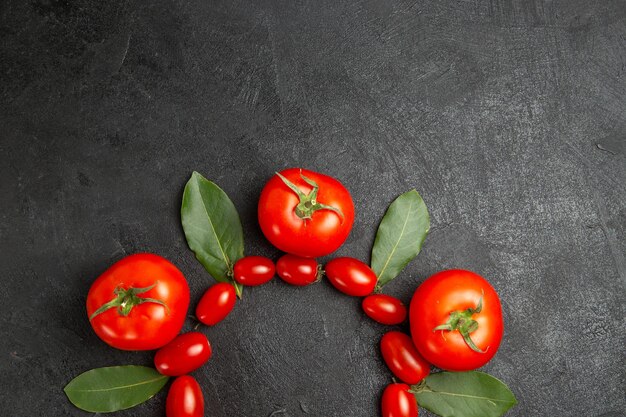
[181, 171, 244, 297]
[413, 371, 517, 417]
[64, 365, 168, 413]
[371, 190, 429, 287]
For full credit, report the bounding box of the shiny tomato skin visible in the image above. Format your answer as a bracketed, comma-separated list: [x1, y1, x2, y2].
[409, 269, 503, 371]
[258, 168, 355, 258]
[166, 376, 204, 417]
[276, 254, 319, 286]
[381, 383, 418, 417]
[154, 332, 212, 376]
[381, 331, 430, 384]
[196, 283, 236, 326]
[233, 256, 275, 286]
[362, 294, 407, 325]
[86, 253, 190, 351]
[324, 257, 377, 296]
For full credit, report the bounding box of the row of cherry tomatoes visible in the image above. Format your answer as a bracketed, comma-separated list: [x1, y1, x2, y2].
[170, 253, 426, 417]
[198, 254, 411, 326]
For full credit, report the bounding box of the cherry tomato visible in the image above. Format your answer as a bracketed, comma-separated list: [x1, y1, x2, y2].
[166, 376, 204, 417]
[233, 256, 275, 286]
[324, 257, 377, 296]
[381, 383, 418, 417]
[196, 283, 236, 326]
[86, 253, 190, 351]
[154, 332, 212, 376]
[362, 294, 407, 325]
[276, 254, 320, 286]
[409, 269, 503, 371]
[380, 331, 430, 384]
[258, 168, 355, 258]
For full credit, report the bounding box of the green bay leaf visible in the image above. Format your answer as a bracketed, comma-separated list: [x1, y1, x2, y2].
[64, 366, 169, 413]
[371, 190, 429, 287]
[181, 171, 244, 297]
[413, 371, 517, 417]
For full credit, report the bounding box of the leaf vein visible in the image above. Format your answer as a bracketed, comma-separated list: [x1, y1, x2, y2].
[67, 376, 167, 393]
[428, 390, 513, 403]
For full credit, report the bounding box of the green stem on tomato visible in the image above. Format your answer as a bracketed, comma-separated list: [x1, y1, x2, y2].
[408, 379, 430, 395]
[315, 265, 325, 283]
[276, 171, 344, 222]
[433, 296, 485, 353]
[89, 283, 169, 320]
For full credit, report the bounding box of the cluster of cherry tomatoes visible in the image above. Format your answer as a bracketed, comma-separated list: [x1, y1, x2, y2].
[86, 168, 504, 417]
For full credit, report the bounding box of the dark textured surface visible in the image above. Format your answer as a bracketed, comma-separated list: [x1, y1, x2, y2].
[1, 1, 625, 416]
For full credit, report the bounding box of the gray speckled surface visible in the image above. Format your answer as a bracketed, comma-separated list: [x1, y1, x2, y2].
[1, 1, 625, 416]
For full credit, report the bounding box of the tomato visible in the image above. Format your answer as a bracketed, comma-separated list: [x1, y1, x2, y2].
[324, 257, 377, 296]
[196, 283, 236, 326]
[362, 294, 407, 325]
[154, 332, 212, 376]
[233, 256, 275, 286]
[276, 254, 321, 286]
[166, 375, 204, 417]
[380, 331, 430, 384]
[258, 168, 355, 258]
[409, 269, 503, 371]
[86, 253, 190, 351]
[381, 383, 418, 417]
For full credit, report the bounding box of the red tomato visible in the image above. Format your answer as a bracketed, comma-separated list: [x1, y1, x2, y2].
[409, 269, 503, 371]
[380, 331, 430, 384]
[324, 257, 377, 296]
[381, 383, 418, 417]
[166, 376, 204, 417]
[276, 254, 321, 286]
[362, 294, 407, 325]
[154, 332, 212, 376]
[86, 254, 190, 351]
[233, 256, 275, 286]
[258, 168, 355, 258]
[196, 283, 236, 326]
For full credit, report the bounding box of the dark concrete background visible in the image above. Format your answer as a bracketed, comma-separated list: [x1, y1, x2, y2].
[1, 1, 625, 416]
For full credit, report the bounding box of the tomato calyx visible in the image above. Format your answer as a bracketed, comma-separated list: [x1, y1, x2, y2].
[407, 379, 430, 395]
[276, 172, 344, 222]
[89, 283, 169, 320]
[315, 264, 324, 282]
[433, 296, 485, 353]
